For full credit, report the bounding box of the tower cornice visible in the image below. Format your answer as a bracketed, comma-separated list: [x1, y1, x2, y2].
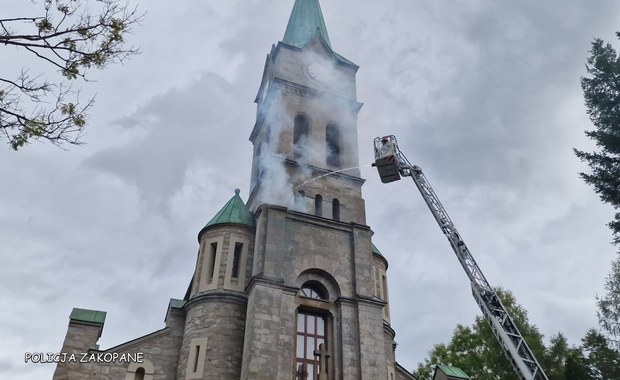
[246, 158, 366, 209]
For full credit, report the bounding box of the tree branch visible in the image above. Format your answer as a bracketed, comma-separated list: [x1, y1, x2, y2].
[0, 0, 142, 149]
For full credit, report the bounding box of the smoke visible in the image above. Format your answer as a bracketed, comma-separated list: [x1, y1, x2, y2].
[250, 88, 296, 211]
[249, 45, 362, 214]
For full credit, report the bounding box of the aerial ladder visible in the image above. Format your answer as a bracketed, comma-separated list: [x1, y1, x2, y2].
[372, 135, 548, 380]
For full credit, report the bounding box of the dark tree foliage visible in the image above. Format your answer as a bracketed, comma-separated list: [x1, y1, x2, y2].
[575, 33, 620, 244]
[544, 335, 595, 380]
[597, 257, 620, 348]
[544, 333, 571, 380]
[0, 0, 141, 149]
[414, 289, 549, 380]
[412, 290, 620, 380]
[581, 329, 620, 379]
[575, 33, 620, 349]
[563, 347, 592, 380]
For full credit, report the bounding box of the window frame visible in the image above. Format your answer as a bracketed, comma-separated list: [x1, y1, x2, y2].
[315, 195, 323, 217]
[295, 310, 328, 380]
[293, 114, 310, 159]
[325, 123, 341, 167]
[332, 198, 340, 221]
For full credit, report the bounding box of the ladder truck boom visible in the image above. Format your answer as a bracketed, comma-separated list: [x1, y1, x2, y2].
[372, 135, 548, 380]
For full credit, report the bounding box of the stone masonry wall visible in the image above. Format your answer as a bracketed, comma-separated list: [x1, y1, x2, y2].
[177, 295, 246, 380]
[53, 324, 183, 380]
[240, 282, 288, 380]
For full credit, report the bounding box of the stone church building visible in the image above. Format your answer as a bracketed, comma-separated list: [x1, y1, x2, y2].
[53, 1, 416, 379]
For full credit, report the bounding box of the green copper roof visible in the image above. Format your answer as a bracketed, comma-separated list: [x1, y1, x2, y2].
[69, 308, 106, 325]
[205, 189, 254, 229]
[283, 0, 331, 49]
[169, 298, 186, 310]
[372, 243, 383, 256]
[436, 365, 470, 379]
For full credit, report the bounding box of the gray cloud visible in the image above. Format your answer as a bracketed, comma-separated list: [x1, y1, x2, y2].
[3, 1, 620, 378]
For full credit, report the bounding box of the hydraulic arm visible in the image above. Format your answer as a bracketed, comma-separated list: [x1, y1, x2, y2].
[373, 135, 548, 380]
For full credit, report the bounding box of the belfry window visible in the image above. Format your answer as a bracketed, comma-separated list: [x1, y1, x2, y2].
[294, 114, 310, 159]
[325, 123, 341, 167]
[332, 198, 340, 221]
[295, 190, 306, 209]
[315, 195, 322, 217]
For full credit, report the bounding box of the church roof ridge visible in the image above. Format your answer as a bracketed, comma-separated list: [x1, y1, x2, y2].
[282, 0, 332, 49]
[69, 308, 106, 325]
[204, 189, 255, 230]
[434, 364, 471, 379]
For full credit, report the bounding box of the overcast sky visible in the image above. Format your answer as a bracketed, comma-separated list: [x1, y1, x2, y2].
[2, 1, 620, 379]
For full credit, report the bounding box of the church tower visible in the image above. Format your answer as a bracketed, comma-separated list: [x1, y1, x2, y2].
[247, 0, 365, 225]
[241, 1, 411, 379]
[52, 1, 414, 380]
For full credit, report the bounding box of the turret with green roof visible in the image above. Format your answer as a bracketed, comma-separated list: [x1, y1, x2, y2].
[199, 188, 254, 239]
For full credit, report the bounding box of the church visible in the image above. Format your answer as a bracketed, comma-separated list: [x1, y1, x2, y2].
[53, 1, 416, 379]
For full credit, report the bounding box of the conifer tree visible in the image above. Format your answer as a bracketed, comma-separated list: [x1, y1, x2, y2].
[597, 258, 620, 348]
[575, 33, 620, 244]
[575, 33, 620, 348]
[581, 329, 620, 379]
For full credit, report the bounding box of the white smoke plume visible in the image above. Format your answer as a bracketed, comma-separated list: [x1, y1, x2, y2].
[249, 46, 361, 214]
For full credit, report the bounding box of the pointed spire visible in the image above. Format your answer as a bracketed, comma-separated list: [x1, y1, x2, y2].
[282, 0, 332, 49]
[204, 189, 254, 229]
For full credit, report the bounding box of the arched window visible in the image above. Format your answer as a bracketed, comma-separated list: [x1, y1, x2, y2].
[300, 284, 327, 300]
[294, 114, 310, 159]
[315, 195, 323, 217]
[325, 123, 341, 167]
[332, 199, 340, 221]
[294, 190, 306, 211]
[125, 360, 154, 380]
[295, 272, 339, 379]
[296, 281, 330, 379]
[134, 368, 145, 380]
